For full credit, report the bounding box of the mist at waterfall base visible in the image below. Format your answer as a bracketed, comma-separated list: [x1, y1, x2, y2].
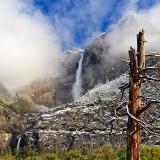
[72, 52, 84, 100]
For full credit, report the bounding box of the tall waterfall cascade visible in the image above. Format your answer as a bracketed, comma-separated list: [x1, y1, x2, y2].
[72, 51, 84, 100]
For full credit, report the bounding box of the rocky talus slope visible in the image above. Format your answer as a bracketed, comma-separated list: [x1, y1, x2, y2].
[22, 73, 160, 151]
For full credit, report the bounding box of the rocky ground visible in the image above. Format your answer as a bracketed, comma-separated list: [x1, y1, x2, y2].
[21, 73, 160, 151]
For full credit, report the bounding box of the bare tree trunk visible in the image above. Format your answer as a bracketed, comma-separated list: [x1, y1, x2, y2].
[127, 30, 145, 160]
[137, 30, 145, 69]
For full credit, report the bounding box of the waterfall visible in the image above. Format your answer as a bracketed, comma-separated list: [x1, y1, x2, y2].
[72, 51, 84, 100]
[16, 137, 21, 154]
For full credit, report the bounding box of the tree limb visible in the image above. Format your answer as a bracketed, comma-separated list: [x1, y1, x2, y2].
[137, 100, 160, 115]
[145, 52, 160, 56]
[138, 67, 160, 75]
[126, 105, 149, 128]
[140, 75, 160, 82]
[118, 83, 129, 99]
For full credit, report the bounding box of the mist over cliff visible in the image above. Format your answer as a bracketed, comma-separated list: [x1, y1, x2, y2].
[0, 0, 61, 91]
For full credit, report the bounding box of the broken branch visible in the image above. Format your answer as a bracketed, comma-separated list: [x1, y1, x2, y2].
[137, 100, 160, 115]
[118, 83, 129, 99]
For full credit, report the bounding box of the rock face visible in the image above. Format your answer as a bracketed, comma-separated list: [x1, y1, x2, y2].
[82, 36, 127, 92]
[54, 33, 160, 105]
[54, 49, 82, 105]
[23, 93, 126, 150]
[0, 131, 11, 150]
[55, 35, 128, 104]
[0, 82, 25, 151]
[18, 78, 56, 108]
[0, 104, 25, 151]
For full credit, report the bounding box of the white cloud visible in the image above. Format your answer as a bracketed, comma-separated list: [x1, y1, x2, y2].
[51, 0, 117, 48]
[52, 0, 139, 48]
[103, 3, 160, 57]
[0, 0, 61, 91]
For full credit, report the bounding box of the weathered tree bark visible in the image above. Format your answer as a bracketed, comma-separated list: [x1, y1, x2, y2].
[127, 30, 145, 160]
[137, 30, 145, 69]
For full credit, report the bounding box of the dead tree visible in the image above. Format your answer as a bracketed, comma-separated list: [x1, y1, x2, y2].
[111, 30, 160, 160]
[90, 30, 159, 159]
[126, 30, 145, 160]
[126, 30, 160, 160]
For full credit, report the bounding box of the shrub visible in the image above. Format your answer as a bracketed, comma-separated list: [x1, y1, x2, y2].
[20, 146, 37, 158]
[88, 148, 104, 160]
[141, 145, 151, 160]
[141, 145, 160, 160]
[117, 145, 160, 160]
[117, 145, 126, 160]
[38, 145, 48, 155]
[102, 144, 115, 160]
[3, 147, 12, 156]
[44, 153, 60, 160]
[65, 149, 87, 160]
[0, 144, 160, 160]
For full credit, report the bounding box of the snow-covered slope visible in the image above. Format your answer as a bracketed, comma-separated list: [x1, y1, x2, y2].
[77, 74, 128, 105]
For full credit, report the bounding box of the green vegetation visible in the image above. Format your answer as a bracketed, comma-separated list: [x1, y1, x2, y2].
[0, 144, 160, 160]
[117, 145, 160, 160]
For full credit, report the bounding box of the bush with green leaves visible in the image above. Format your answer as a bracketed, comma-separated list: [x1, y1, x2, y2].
[117, 145, 160, 160]
[14, 146, 37, 159]
[116, 145, 126, 160]
[141, 145, 160, 160]
[0, 147, 15, 160]
[65, 149, 87, 160]
[88, 144, 115, 160]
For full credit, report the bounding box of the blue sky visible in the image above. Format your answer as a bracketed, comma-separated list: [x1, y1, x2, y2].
[31, 0, 160, 50]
